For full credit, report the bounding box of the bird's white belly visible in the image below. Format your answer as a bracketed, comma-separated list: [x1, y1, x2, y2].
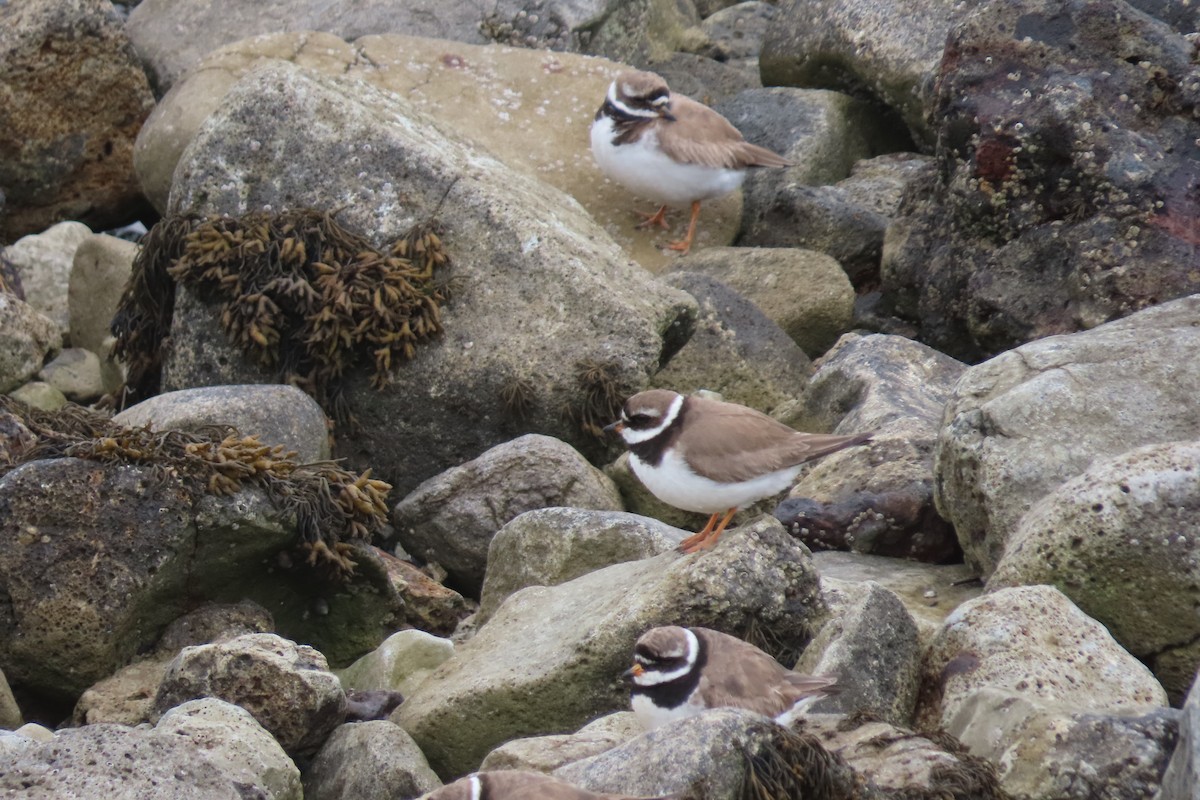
[590, 116, 745, 207]
[630, 448, 802, 514]
[631, 690, 705, 730]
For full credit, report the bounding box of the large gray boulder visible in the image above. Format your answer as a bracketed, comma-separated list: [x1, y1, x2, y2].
[989, 441, 1200, 703]
[916, 585, 1167, 733]
[935, 296, 1200, 577]
[395, 516, 825, 778]
[161, 61, 695, 497]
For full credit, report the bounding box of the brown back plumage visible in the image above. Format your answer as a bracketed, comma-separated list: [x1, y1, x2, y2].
[674, 394, 872, 483]
[657, 93, 793, 170]
[691, 628, 838, 719]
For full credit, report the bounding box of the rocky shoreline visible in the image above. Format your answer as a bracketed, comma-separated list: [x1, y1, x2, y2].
[1, 0, 1199, 798]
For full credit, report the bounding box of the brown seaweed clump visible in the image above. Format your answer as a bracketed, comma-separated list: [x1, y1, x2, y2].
[568, 358, 627, 438]
[111, 210, 450, 417]
[740, 723, 867, 800]
[0, 396, 391, 576]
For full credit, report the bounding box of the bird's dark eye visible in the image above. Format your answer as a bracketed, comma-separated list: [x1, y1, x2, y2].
[627, 413, 654, 427]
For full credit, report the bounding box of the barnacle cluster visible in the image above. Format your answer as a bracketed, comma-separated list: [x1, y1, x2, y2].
[111, 210, 450, 416]
[0, 396, 391, 576]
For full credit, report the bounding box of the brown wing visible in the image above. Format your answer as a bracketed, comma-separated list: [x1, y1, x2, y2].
[695, 629, 836, 719]
[656, 94, 792, 170]
[677, 396, 871, 483]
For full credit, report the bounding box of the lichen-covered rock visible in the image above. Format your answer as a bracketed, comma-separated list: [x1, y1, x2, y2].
[916, 585, 1167, 732]
[393, 435, 623, 595]
[303, 721, 441, 800]
[6, 381, 67, 412]
[935, 296, 1200, 576]
[881, 0, 1200, 360]
[396, 516, 825, 778]
[949, 688, 1178, 800]
[672, 247, 854, 356]
[478, 509, 685, 624]
[71, 601, 275, 727]
[0, 294, 61, 393]
[155, 633, 346, 755]
[989, 441, 1200, 703]
[161, 61, 695, 497]
[114, 385, 332, 464]
[0, 1, 154, 240]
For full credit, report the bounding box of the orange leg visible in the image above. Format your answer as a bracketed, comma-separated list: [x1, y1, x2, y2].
[635, 205, 671, 230]
[679, 507, 737, 554]
[677, 511, 721, 553]
[666, 200, 703, 255]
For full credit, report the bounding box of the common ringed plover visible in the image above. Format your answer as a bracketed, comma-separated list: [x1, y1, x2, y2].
[590, 70, 791, 255]
[625, 625, 838, 730]
[605, 389, 871, 553]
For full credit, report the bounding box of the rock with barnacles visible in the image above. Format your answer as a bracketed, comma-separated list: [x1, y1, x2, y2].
[154, 633, 346, 756]
[778, 332, 966, 563]
[880, 0, 1200, 360]
[395, 516, 825, 778]
[392, 434, 623, 596]
[156, 61, 695, 497]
